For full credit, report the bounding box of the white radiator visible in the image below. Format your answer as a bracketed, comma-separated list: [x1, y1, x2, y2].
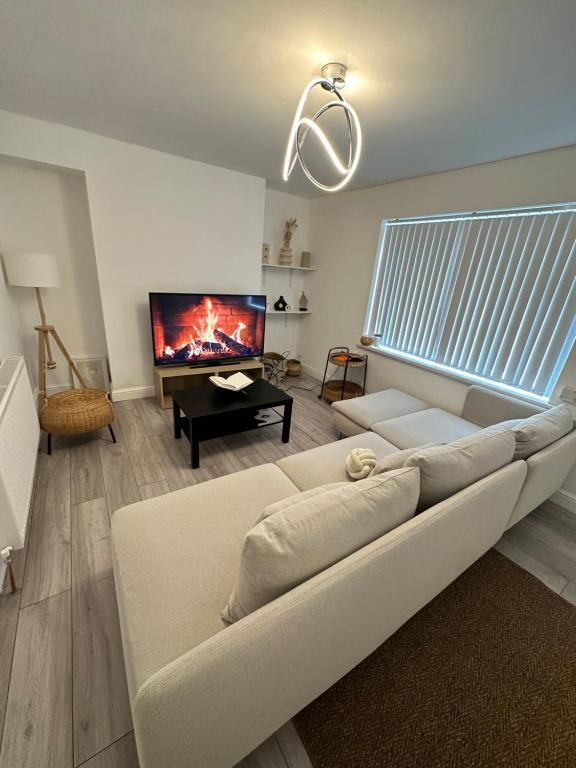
[0, 356, 39, 551]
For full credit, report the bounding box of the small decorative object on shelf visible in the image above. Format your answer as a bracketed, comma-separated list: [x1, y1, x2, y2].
[273, 295, 288, 311]
[262, 243, 270, 264]
[298, 290, 309, 311]
[279, 218, 298, 265]
[318, 346, 368, 403]
[300, 251, 312, 268]
[360, 335, 375, 346]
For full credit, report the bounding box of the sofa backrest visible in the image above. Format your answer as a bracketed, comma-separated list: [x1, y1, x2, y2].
[131, 461, 527, 768]
[462, 385, 544, 427]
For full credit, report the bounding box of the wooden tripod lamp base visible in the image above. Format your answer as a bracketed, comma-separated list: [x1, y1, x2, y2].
[1, 252, 116, 450]
[33, 292, 116, 451]
[35, 321, 88, 399]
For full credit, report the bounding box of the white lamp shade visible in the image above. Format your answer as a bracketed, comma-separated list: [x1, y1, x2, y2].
[2, 252, 61, 288]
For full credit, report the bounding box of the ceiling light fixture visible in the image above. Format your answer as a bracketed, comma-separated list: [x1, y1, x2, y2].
[283, 63, 362, 193]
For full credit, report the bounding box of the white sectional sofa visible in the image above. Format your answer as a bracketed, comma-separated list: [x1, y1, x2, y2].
[111, 385, 576, 768]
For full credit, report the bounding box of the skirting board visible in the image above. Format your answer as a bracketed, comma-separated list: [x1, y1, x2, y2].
[549, 489, 576, 514]
[112, 385, 156, 402]
[116, 368, 321, 402]
[301, 363, 323, 380]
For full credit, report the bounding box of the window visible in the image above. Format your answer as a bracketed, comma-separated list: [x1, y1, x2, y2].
[364, 205, 576, 399]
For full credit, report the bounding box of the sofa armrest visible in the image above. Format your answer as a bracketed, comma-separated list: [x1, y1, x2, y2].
[131, 461, 526, 768]
[506, 429, 576, 529]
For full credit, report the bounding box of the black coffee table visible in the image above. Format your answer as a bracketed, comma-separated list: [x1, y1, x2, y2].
[172, 378, 293, 468]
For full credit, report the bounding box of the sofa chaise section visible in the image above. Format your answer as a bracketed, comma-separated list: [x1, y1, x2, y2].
[111, 464, 300, 700]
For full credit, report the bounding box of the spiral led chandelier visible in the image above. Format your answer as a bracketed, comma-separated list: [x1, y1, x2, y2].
[282, 63, 362, 193]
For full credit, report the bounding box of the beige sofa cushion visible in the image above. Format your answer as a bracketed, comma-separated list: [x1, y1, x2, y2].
[331, 388, 430, 429]
[370, 443, 437, 475]
[510, 404, 573, 459]
[406, 428, 515, 508]
[259, 483, 346, 521]
[222, 467, 420, 623]
[461, 384, 544, 426]
[373, 407, 481, 449]
[276, 431, 399, 491]
[111, 464, 300, 698]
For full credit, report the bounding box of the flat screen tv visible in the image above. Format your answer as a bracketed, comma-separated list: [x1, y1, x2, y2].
[149, 292, 266, 367]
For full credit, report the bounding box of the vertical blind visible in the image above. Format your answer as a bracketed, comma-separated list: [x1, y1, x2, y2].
[365, 206, 576, 398]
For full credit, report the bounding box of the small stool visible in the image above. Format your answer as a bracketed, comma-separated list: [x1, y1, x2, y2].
[40, 388, 116, 454]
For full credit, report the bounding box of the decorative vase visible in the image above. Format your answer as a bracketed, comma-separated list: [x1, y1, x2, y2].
[360, 335, 375, 347]
[298, 291, 309, 311]
[300, 251, 312, 268]
[279, 247, 294, 266]
[273, 295, 288, 312]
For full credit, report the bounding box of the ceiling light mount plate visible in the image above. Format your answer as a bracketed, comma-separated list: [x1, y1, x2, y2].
[320, 62, 347, 90]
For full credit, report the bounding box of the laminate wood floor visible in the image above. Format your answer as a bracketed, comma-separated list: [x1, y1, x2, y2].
[1, 375, 575, 768]
[0, 376, 326, 768]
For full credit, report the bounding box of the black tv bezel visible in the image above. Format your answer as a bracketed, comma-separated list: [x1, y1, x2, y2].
[148, 291, 267, 368]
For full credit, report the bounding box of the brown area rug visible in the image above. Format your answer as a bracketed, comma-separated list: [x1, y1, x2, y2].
[294, 549, 576, 768]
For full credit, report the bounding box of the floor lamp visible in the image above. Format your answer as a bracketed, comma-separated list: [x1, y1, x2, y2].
[2, 252, 89, 399]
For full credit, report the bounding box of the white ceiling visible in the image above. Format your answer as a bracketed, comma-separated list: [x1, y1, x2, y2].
[0, 0, 575, 197]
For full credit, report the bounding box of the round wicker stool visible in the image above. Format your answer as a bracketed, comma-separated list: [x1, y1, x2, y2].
[40, 388, 116, 454]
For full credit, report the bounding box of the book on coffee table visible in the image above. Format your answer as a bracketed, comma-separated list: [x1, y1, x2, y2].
[209, 371, 254, 392]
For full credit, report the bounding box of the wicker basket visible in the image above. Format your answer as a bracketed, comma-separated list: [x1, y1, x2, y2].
[322, 380, 364, 403]
[286, 359, 302, 377]
[40, 388, 114, 435]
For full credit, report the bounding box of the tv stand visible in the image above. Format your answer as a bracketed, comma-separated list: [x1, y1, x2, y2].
[154, 358, 264, 409]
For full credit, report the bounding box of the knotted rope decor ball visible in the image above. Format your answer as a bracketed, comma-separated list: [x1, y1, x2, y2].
[345, 448, 377, 480]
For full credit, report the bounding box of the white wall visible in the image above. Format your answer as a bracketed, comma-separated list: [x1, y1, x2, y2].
[304, 145, 576, 503]
[262, 189, 312, 357]
[0, 269, 22, 362]
[0, 160, 107, 390]
[0, 109, 266, 397]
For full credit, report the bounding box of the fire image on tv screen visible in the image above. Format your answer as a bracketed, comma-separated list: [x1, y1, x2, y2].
[149, 292, 266, 366]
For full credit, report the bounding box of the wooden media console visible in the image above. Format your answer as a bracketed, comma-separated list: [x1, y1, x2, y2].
[154, 358, 264, 409]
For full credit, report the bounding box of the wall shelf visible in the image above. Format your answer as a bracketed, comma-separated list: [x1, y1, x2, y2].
[262, 264, 317, 272]
[266, 310, 312, 327]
